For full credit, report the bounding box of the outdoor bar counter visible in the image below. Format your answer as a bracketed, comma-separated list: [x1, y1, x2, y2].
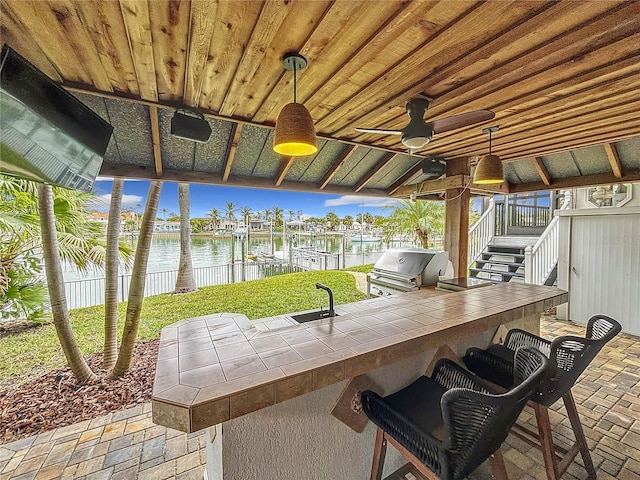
[152, 283, 567, 479]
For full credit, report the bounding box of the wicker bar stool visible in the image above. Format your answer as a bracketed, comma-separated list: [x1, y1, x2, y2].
[464, 314, 621, 480]
[361, 347, 548, 480]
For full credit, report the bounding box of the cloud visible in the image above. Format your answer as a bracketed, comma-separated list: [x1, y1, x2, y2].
[89, 193, 144, 211]
[323, 195, 399, 208]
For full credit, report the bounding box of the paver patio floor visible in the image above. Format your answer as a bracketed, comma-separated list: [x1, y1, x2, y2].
[1, 317, 638, 480]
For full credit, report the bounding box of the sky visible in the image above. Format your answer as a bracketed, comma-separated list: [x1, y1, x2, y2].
[90, 178, 401, 220]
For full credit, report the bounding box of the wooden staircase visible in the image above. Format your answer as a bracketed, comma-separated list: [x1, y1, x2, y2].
[469, 245, 526, 283]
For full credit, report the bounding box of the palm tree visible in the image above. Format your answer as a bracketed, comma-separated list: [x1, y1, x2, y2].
[207, 208, 220, 231]
[383, 199, 445, 248]
[174, 183, 196, 293]
[241, 205, 252, 227]
[38, 185, 97, 384]
[343, 215, 354, 228]
[112, 180, 162, 378]
[363, 212, 374, 227]
[325, 211, 340, 230]
[1, 175, 133, 380]
[272, 206, 283, 228]
[103, 178, 124, 369]
[224, 201, 237, 220]
[1, 178, 46, 322]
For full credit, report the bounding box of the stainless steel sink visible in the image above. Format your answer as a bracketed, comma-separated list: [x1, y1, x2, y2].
[290, 310, 339, 324]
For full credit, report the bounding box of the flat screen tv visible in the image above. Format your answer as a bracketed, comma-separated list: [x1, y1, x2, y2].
[0, 45, 113, 192]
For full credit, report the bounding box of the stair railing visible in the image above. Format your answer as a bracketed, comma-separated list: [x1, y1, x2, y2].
[524, 191, 573, 285]
[468, 198, 495, 268]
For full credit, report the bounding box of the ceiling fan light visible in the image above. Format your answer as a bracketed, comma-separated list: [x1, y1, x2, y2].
[473, 154, 504, 184]
[274, 102, 318, 156]
[402, 136, 430, 149]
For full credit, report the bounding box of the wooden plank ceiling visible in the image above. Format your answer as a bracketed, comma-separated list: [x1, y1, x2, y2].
[2, 0, 640, 198]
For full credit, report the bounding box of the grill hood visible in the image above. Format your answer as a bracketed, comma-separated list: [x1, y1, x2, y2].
[373, 248, 435, 277]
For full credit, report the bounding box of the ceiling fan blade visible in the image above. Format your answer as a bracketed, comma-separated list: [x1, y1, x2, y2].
[431, 110, 495, 134]
[355, 127, 402, 135]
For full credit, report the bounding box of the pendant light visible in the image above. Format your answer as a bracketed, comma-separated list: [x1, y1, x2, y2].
[273, 53, 318, 157]
[473, 126, 504, 185]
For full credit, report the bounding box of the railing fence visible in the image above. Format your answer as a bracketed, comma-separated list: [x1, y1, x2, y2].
[524, 191, 572, 285]
[63, 250, 387, 310]
[468, 198, 496, 268]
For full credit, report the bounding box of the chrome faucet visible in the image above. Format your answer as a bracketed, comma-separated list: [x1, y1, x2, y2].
[315, 282, 335, 317]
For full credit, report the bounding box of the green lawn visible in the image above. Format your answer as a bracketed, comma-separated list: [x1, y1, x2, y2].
[344, 263, 374, 274]
[0, 271, 366, 385]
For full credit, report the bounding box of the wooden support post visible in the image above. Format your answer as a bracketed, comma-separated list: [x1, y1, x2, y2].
[444, 157, 470, 278]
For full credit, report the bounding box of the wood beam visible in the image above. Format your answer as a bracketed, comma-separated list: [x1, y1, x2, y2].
[532, 157, 551, 186]
[444, 158, 471, 279]
[470, 182, 510, 195]
[354, 153, 397, 193]
[223, 124, 243, 182]
[275, 157, 295, 187]
[499, 124, 640, 162]
[319, 145, 357, 190]
[421, 90, 640, 160]
[393, 175, 468, 198]
[387, 162, 424, 195]
[64, 85, 420, 158]
[603, 143, 623, 178]
[509, 170, 640, 193]
[149, 106, 163, 176]
[99, 161, 393, 197]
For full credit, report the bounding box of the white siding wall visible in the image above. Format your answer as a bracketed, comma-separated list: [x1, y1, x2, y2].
[557, 208, 640, 336]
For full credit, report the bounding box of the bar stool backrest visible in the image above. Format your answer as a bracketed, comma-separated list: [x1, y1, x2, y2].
[505, 314, 621, 406]
[440, 347, 547, 480]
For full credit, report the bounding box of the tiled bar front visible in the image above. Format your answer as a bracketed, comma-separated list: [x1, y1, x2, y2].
[152, 283, 567, 479]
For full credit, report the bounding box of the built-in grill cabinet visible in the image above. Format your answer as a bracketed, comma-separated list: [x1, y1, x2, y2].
[367, 248, 450, 297]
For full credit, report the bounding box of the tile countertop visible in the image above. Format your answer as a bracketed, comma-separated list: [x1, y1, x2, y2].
[152, 283, 568, 433]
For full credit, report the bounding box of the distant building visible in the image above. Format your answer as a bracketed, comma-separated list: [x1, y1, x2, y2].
[154, 221, 180, 233]
[88, 211, 139, 234]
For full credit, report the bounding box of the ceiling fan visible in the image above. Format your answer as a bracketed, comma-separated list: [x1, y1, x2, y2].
[355, 98, 495, 150]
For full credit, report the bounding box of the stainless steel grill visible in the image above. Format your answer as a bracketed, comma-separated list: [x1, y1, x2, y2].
[367, 248, 449, 297]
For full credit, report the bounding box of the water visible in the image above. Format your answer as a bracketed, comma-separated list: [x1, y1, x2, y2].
[63, 233, 397, 281]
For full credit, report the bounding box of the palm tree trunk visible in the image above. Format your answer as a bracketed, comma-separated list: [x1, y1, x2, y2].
[174, 183, 196, 293]
[111, 180, 162, 378]
[103, 178, 124, 368]
[38, 184, 96, 384]
[416, 228, 430, 249]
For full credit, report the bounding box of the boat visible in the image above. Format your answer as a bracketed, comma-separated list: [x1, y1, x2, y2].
[233, 225, 248, 237]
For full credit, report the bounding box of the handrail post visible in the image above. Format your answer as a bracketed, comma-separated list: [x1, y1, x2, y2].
[524, 245, 533, 284]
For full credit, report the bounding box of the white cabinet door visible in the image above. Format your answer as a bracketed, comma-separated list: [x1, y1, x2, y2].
[569, 214, 640, 335]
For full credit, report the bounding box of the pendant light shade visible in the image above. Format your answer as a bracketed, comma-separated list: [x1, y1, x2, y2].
[273, 102, 317, 156]
[473, 125, 504, 185]
[273, 53, 317, 157]
[474, 154, 504, 184]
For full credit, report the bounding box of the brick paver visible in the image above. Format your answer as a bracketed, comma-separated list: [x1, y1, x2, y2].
[1, 317, 638, 479]
[0, 403, 204, 480]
